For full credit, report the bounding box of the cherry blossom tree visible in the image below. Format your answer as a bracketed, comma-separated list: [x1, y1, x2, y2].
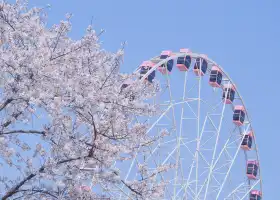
[0, 1, 169, 199]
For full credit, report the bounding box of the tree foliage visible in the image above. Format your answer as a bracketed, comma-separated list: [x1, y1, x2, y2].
[0, 1, 167, 199]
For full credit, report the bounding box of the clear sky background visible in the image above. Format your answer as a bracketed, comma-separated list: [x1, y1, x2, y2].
[10, 0, 280, 198]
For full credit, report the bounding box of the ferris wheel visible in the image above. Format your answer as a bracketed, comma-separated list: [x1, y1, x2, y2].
[114, 49, 262, 200]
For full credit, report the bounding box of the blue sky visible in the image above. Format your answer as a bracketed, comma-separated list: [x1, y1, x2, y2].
[10, 0, 280, 198]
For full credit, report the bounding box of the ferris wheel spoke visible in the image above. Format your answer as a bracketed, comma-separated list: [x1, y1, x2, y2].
[180, 111, 210, 199]
[136, 150, 173, 200]
[225, 179, 260, 200]
[197, 121, 249, 200]
[193, 72, 203, 199]
[118, 105, 174, 199]
[137, 115, 177, 166]
[164, 71, 177, 130]
[177, 184, 197, 200]
[211, 134, 235, 170]
[143, 146, 174, 199]
[214, 124, 251, 199]
[184, 183, 197, 200]
[192, 114, 222, 197]
[129, 111, 179, 198]
[130, 103, 197, 173]
[144, 138, 176, 162]
[152, 65, 200, 200]
[207, 114, 220, 133]
[173, 70, 189, 199]
[177, 115, 206, 199]
[224, 182, 246, 199]
[239, 180, 260, 200]
[182, 159, 196, 199]
[198, 151, 211, 167]
[140, 139, 176, 198]
[203, 80, 230, 200]
[180, 140, 196, 157]
[198, 127, 238, 197]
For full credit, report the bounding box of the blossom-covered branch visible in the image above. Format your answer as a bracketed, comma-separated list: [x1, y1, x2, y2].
[0, 1, 167, 199]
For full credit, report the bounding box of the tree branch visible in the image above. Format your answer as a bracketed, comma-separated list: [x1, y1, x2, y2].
[1, 167, 44, 200]
[0, 98, 13, 111]
[57, 156, 83, 165]
[50, 45, 83, 61]
[88, 111, 98, 141]
[111, 171, 142, 197]
[99, 58, 120, 90]
[10, 189, 58, 200]
[1, 155, 97, 199]
[0, 12, 15, 31]
[1, 111, 23, 128]
[0, 129, 46, 136]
